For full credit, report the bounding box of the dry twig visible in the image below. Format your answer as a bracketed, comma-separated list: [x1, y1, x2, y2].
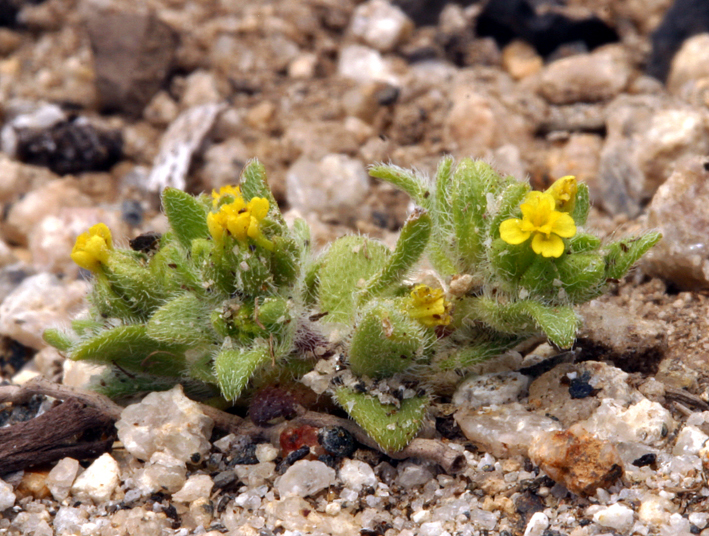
[0, 379, 467, 474]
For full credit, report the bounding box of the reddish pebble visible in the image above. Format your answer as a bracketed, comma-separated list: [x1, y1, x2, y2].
[280, 424, 320, 456]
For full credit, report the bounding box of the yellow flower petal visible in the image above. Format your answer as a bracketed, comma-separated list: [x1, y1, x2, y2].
[71, 223, 113, 272]
[227, 211, 251, 241]
[546, 176, 577, 212]
[501, 189, 576, 257]
[212, 185, 242, 207]
[246, 216, 261, 239]
[551, 212, 576, 238]
[531, 233, 565, 258]
[407, 285, 452, 327]
[207, 211, 226, 242]
[90, 223, 113, 249]
[247, 197, 269, 220]
[500, 219, 531, 245]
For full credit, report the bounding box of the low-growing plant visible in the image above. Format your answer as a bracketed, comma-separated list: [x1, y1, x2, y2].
[44, 158, 661, 452]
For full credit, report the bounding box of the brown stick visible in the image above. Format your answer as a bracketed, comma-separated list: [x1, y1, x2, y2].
[0, 380, 467, 474]
[0, 397, 115, 474]
[665, 387, 709, 412]
[0, 376, 124, 420]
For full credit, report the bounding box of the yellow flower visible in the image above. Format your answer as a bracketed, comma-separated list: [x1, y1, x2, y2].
[211, 185, 242, 207]
[406, 284, 452, 327]
[499, 191, 576, 258]
[71, 223, 113, 272]
[208, 194, 273, 250]
[545, 175, 577, 213]
[207, 210, 228, 243]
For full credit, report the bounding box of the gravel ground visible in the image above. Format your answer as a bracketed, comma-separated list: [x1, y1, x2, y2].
[1, 0, 709, 535]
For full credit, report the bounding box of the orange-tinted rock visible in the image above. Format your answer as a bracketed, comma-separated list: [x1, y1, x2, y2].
[280, 425, 320, 456]
[528, 424, 624, 496]
[16, 469, 52, 500]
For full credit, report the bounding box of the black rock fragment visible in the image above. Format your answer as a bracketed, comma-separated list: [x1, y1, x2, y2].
[475, 0, 618, 58]
[227, 442, 258, 466]
[647, 0, 709, 82]
[0, 0, 45, 27]
[392, 0, 475, 27]
[129, 231, 161, 254]
[632, 453, 657, 468]
[568, 371, 597, 399]
[15, 119, 123, 175]
[319, 426, 357, 458]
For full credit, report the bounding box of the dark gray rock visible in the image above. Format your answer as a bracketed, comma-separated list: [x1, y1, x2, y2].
[647, 0, 709, 82]
[87, 8, 178, 118]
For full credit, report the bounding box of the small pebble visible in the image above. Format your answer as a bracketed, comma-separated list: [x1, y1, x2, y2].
[319, 426, 357, 458]
[396, 461, 434, 489]
[523, 512, 549, 536]
[0, 478, 16, 510]
[275, 460, 336, 498]
[228, 443, 258, 466]
[46, 457, 80, 502]
[70, 453, 120, 503]
[339, 459, 377, 492]
[115, 385, 214, 463]
[172, 474, 214, 503]
[591, 503, 635, 533]
[255, 443, 279, 463]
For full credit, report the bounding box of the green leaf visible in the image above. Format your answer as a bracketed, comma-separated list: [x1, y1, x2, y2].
[162, 187, 210, 249]
[292, 217, 312, 255]
[604, 232, 662, 280]
[70, 318, 104, 337]
[189, 351, 219, 384]
[43, 328, 74, 352]
[425, 156, 458, 277]
[450, 160, 509, 268]
[317, 235, 390, 323]
[489, 238, 536, 284]
[335, 387, 429, 452]
[215, 345, 271, 401]
[348, 300, 429, 379]
[433, 156, 454, 219]
[571, 183, 590, 226]
[518, 257, 559, 298]
[235, 248, 275, 296]
[567, 232, 602, 254]
[240, 159, 282, 222]
[104, 253, 167, 317]
[303, 256, 324, 306]
[271, 236, 301, 287]
[149, 241, 203, 295]
[556, 252, 606, 303]
[88, 274, 143, 321]
[360, 209, 431, 300]
[89, 368, 218, 401]
[489, 182, 529, 240]
[147, 293, 216, 346]
[369, 164, 430, 205]
[450, 159, 490, 265]
[435, 333, 524, 371]
[459, 297, 579, 348]
[70, 325, 187, 376]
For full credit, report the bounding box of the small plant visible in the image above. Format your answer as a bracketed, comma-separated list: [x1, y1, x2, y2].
[45, 158, 661, 452]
